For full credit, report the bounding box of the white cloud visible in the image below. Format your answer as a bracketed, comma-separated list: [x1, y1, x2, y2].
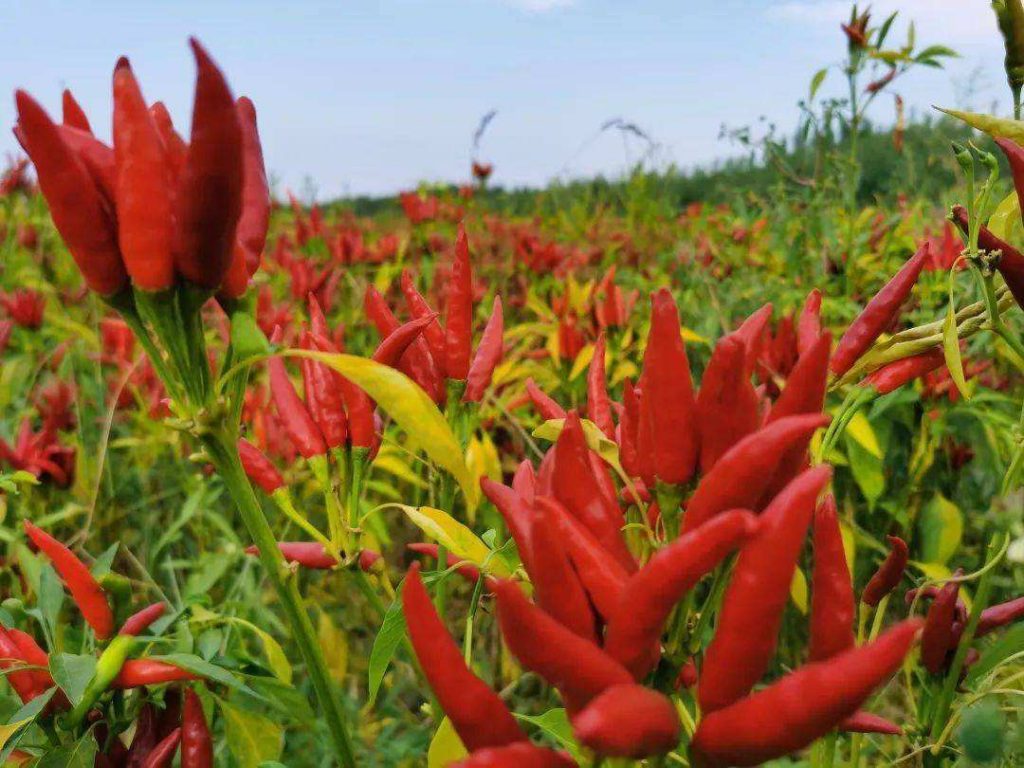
[502, 0, 578, 12]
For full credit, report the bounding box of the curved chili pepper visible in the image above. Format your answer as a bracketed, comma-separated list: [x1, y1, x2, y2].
[446, 222, 474, 380]
[797, 289, 823, 356]
[182, 688, 213, 768]
[905, 586, 969, 627]
[14, 91, 126, 296]
[111, 58, 175, 292]
[840, 711, 902, 735]
[830, 244, 929, 377]
[24, 521, 113, 639]
[699, 465, 832, 713]
[406, 543, 482, 583]
[682, 413, 829, 535]
[525, 378, 566, 420]
[572, 684, 680, 759]
[373, 315, 436, 368]
[300, 334, 348, 450]
[233, 96, 270, 271]
[268, 356, 326, 458]
[450, 743, 576, 768]
[529, 499, 596, 642]
[695, 335, 760, 472]
[0, 630, 44, 703]
[364, 285, 443, 402]
[977, 594, 1024, 637]
[120, 603, 167, 636]
[809, 494, 855, 662]
[245, 542, 338, 570]
[604, 510, 758, 680]
[464, 296, 504, 403]
[586, 332, 615, 439]
[731, 303, 773, 375]
[399, 270, 447, 367]
[863, 349, 945, 395]
[238, 437, 284, 494]
[61, 89, 92, 133]
[6, 629, 54, 698]
[481, 478, 535, 573]
[112, 659, 200, 689]
[172, 39, 243, 290]
[140, 727, 181, 768]
[861, 535, 909, 607]
[636, 288, 697, 486]
[402, 564, 526, 751]
[491, 578, 633, 711]
[691, 619, 922, 768]
[952, 204, 1024, 310]
[921, 574, 960, 675]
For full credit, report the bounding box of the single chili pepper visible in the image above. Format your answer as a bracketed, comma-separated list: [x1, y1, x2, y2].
[446, 222, 474, 380]
[676, 658, 699, 690]
[840, 711, 902, 735]
[62, 88, 92, 133]
[172, 39, 243, 289]
[358, 549, 381, 571]
[481, 478, 536, 573]
[571, 684, 680, 759]
[268, 355, 326, 458]
[6, 629, 54, 697]
[364, 285, 443, 402]
[237, 437, 284, 494]
[586, 332, 615, 439]
[492, 578, 633, 711]
[120, 603, 167, 636]
[809, 494, 855, 662]
[372, 315, 436, 368]
[636, 288, 697, 486]
[695, 335, 760, 472]
[0, 630, 43, 703]
[70, 633, 136, 726]
[402, 564, 527, 751]
[300, 333, 348, 449]
[977, 594, 1024, 637]
[921, 573, 961, 675]
[406, 543, 482, 583]
[24, 521, 113, 639]
[111, 58, 175, 292]
[525, 378, 566, 420]
[308, 293, 332, 340]
[699, 465, 832, 713]
[308, 332, 375, 449]
[906, 586, 969, 627]
[14, 91, 126, 296]
[512, 460, 536, 503]
[863, 348, 945, 394]
[691, 619, 922, 768]
[618, 377, 640, 477]
[682, 413, 829, 535]
[952, 204, 1024, 310]
[861, 535, 909, 607]
[731, 302, 773, 375]
[181, 688, 213, 768]
[233, 96, 270, 271]
[399, 270, 447, 367]
[245, 542, 338, 570]
[797, 289, 823, 356]
[112, 659, 200, 689]
[148, 102, 187, 182]
[830, 244, 930, 377]
[605, 509, 758, 679]
[55, 124, 117, 202]
[141, 727, 181, 768]
[450, 743, 576, 768]
[464, 296, 504, 403]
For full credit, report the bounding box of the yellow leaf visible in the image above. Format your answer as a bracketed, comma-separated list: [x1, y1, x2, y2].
[230, 619, 293, 684]
[938, 106, 1024, 145]
[373, 449, 429, 490]
[545, 327, 561, 363]
[532, 418, 624, 474]
[609, 360, 638, 387]
[317, 612, 349, 684]
[428, 718, 468, 768]
[988, 190, 1023, 243]
[0, 718, 30, 755]
[400, 505, 512, 576]
[680, 327, 708, 345]
[845, 411, 882, 458]
[942, 301, 970, 400]
[569, 344, 595, 381]
[790, 567, 808, 614]
[221, 700, 283, 765]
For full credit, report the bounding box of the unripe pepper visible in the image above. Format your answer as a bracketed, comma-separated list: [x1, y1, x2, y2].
[695, 335, 760, 472]
[182, 688, 213, 768]
[861, 535, 909, 607]
[586, 332, 615, 439]
[446, 222, 474, 380]
[809, 494, 855, 661]
[571, 684, 680, 759]
[464, 296, 504, 403]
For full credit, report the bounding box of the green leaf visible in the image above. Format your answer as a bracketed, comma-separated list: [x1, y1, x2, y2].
[809, 68, 828, 100]
[844, 433, 885, 508]
[49, 654, 97, 707]
[917, 493, 963, 565]
[150, 654, 249, 694]
[229, 619, 293, 684]
[427, 717, 467, 768]
[368, 590, 407, 707]
[515, 708, 583, 761]
[938, 107, 1024, 144]
[222, 699, 283, 765]
[36, 734, 98, 768]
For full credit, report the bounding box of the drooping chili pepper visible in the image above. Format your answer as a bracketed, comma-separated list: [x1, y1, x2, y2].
[450, 743, 576, 768]
[111, 58, 175, 292]
[690, 619, 922, 768]
[402, 564, 527, 751]
[24, 521, 113, 639]
[571, 684, 680, 759]
[809, 494, 855, 662]
[141, 727, 181, 768]
[172, 39, 243, 289]
[605, 510, 758, 680]
[464, 296, 504, 403]
[112, 659, 200, 689]
[491, 578, 633, 711]
[830, 244, 930, 377]
[446, 222, 474, 380]
[120, 603, 167, 636]
[731, 302, 773, 375]
[682, 413, 829, 535]
[839, 711, 902, 735]
[245, 542, 338, 570]
[977, 594, 1024, 636]
[586, 332, 615, 439]
[372, 315, 435, 368]
[525, 378, 566, 420]
[699, 465, 832, 713]
[406, 543, 482, 583]
[921, 574, 961, 675]
[695, 335, 760, 472]
[481, 478, 536, 573]
[636, 288, 698, 486]
[863, 348, 945, 394]
[861, 535, 909, 607]
[905, 586, 969, 627]
[951, 204, 1024, 310]
[14, 91, 126, 296]
[399, 270, 447, 367]
[62, 88, 92, 133]
[181, 688, 213, 768]
[797, 289, 823, 356]
[268, 355, 326, 458]
[237, 438, 284, 494]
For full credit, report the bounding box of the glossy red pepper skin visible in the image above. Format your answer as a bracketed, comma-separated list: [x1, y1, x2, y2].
[120, 603, 167, 636]
[140, 727, 181, 768]
[636, 289, 698, 486]
[233, 97, 270, 271]
[861, 535, 909, 607]
[797, 289, 823, 356]
[830, 244, 929, 377]
[0, 630, 44, 703]
[450, 743, 576, 768]
[731, 303, 773, 375]
[921, 576, 960, 675]
[586, 332, 615, 439]
[952, 204, 1024, 310]
[308, 332, 376, 449]
[446, 222, 474, 380]
[691, 620, 922, 768]
[605, 510, 758, 680]
[977, 595, 1024, 636]
[809, 494, 855, 662]
[372, 315, 436, 368]
[682, 413, 829, 535]
[181, 688, 213, 768]
[299, 340, 348, 450]
[864, 348, 945, 394]
[56, 124, 117, 201]
[695, 335, 760, 472]
[525, 378, 566, 420]
[268, 356, 327, 458]
[245, 542, 338, 570]
[572, 684, 680, 759]
[172, 39, 243, 290]
[113, 659, 200, 689]
[15, 92, 126, 296]
[699, 465, 832, 713]
[464, 296, 504, 402]
[6, 629, 54, 698]
[238, 438, 284, 493]
[840, 711, 902, 735]
[402, 564, 526, 751]
[481, 478, 536, 574]
[24, 521, 114, 639]
[399, 270, 447, 367]
[61, 89, 92, 133]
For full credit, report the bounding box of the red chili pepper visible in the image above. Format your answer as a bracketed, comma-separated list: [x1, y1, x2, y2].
[14, 91, 126, 296]
[450, 743, 576, 768]
[682, 413, 829, 535]
[406, 543, 481, 583]
[618, 377, 640, 477]
[181, 688, 213, 768]
[586, 332, 615, 439]
[364, 285, 443, 402]
[308, 332, 375, 449]
[23, 521, 113, 639]
[572, 684, 680, 759]
[691, 620, 922, 768]
[998, 138, 1024, 222]
[400, 270, 447, 369]
[491, 578, 633, 711]
[863, 349, 945, 395]
[604, 510, 758, 680]
[233, 96, 270, 271]
[245, 542, 338, 570]
[636, 289, 698, 487]
[402, 564, 527, 751]
[372, 315, 436, 368]
[481, 478, 536, 573]
[861, 535, 909, 607]
[0, 630, 44, 703]
[699, 465, 832, 713]
[172, 39, 243, 290]
[977, 595, 1024, 637]
[731, 303, 773, 375]
[148, 102, 187, 182]
[113, 659, 200, 689]
[61, 89, 92, 133]
[141, 727, 181, 768]
[120, 603, 167, 636]
[237, 438, 284, 494]
[111, 58, 176, 292]
[55, 124, 117, 202]
[6, 629, 54, 697]
[921, 575, 960, 675]
[525, 378, 566, 421]
[300, 333, 348, 450]
[952, 204, 1024, 310]
[840, 710, 902, 735]
[809, 494, 855, 662]
[797, 289, 823, 356]
[446, 222, 474, 380]
[464, 296, 504, 403]
[830, 244, 929, 376]
[512, 460, 536, 503]
[695, 335, 760, 472]
[268, 355, 326, 458]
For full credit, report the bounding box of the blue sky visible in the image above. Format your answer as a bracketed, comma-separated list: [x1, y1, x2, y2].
[0, 1, 1008, 198]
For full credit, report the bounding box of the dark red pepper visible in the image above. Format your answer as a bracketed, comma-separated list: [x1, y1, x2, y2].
[182, 688, 213, 768]
[861, 535, 909, 607]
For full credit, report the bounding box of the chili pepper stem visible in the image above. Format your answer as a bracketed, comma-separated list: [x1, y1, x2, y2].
[271, 489, 337, 558]
[310, 454, 348, 556]
[655, 482, 685, 541]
